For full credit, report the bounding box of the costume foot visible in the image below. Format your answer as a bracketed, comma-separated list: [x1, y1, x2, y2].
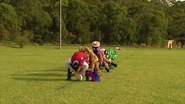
[85, 70, 89, 81]
[66, 68, 72, 81]
[105, 68, 110, 72]
[66, 77, 71, 81]
[111, 63, 117, 67]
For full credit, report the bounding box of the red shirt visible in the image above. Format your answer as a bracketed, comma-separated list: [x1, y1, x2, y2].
[71, 52, 88, 67]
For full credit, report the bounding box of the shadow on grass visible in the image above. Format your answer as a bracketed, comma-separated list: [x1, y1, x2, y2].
[6, 45, 21, 48]
[11, 73, 66, 77]
[11, 68, 67, 82]
[11, 77, 66, 81]
[56, 80, 95, 90]
[26, 67, 67, 72]
[56, 81, 78, 90]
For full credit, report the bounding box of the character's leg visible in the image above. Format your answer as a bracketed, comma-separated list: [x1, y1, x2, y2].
[88, 71, 96, 82]
[111, 62, 117, 67]
[103, 58, 117, 68]
[85, 70, 89, 81]
[104, 62, 110, 72]
[95, 62, 102, 75]
[92, 71, 101, 82]
[80, 62, 89, 75]
[99, 61, 103, 69]
[90, 61, 95, 72]
[66, 68, 72, 80]
[104, 58, 112, 64]
[77, 61, 89, 81]
[65, 58, 73, 80]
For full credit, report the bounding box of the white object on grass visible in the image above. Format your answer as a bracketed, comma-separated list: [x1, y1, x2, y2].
[76, 74, 83, 80]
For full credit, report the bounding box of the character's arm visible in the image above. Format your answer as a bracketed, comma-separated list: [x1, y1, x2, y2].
[99, 53, 104, 62]
[73, 66, 82, 76]
[73, 58, 85, 76]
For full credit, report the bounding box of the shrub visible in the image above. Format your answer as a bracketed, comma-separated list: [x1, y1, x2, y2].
[16, 35, 28, 48]
[147, 37, 152, 47]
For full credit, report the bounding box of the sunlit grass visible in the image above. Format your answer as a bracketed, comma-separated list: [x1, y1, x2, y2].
[0, 46, 185, 104]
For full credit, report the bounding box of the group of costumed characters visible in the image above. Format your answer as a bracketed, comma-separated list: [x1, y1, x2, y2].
[65, 41, 118, 82]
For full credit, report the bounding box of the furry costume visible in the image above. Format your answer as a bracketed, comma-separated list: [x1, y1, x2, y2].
[79, 46, 102, 76]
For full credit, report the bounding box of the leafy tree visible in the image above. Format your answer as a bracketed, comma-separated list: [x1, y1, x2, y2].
[0, 0, 10, 3]
[167, 1, 185, 41]
[0, 3, 20, 43]
[128, 2, 168, 45]
[10, 0, 52, 44]
[0, 0, 184, 46]
[98, 2, 137, 45]
[66, 0, 92, 44]
[81, 0, 101, 5]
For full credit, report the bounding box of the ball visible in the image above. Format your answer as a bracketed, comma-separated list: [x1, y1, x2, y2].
[76, 74, 83, 80]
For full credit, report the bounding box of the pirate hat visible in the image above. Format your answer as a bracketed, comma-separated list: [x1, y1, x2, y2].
[92, 41, 100, 47]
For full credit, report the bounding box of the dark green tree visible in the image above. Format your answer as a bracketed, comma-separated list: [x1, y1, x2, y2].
[98, 2, 138, 45]
[66, 0, 92, 44]
[128, 2, 168, 46]
[0, 3, 20, 43]
[10, 0, 52, 44]
[167, 1, 185, 42]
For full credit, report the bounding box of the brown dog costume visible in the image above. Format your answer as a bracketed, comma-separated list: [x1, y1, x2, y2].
[79, 46, 102, 75]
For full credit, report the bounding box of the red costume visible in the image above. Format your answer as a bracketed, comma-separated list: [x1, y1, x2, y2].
[71, 52, 88, 67]
[66, 51, 89, 81]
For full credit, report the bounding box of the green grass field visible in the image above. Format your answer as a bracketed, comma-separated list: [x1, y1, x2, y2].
[0, 46, 185, 104]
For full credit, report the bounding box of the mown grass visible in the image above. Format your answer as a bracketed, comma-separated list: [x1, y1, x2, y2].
[0, 46, 185, 104]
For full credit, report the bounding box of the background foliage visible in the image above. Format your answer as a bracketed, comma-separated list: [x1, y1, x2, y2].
[0, 0, 185, 47]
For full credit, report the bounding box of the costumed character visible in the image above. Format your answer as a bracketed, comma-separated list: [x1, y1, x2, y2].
[79, 46, 101, 82]
[91, 41, 103, 67]
[104, 48, 118, 69]
[65, 51, 89, 81]
[99, 48, 118, 71]
[92, 41, 117, 72]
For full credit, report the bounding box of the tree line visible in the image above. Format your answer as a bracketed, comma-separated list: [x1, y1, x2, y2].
[0, 0, 185, 47]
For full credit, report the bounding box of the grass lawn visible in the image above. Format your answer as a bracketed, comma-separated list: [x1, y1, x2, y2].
[0, 46, 185, 104]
